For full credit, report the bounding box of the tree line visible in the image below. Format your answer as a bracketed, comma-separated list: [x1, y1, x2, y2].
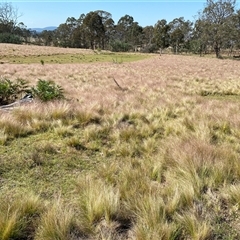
[1, 0, 240, 58]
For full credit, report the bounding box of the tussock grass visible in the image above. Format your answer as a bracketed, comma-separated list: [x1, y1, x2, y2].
[222, 184, 240, 206]
[35, 198, 77, 240]
[1, 46, 240, 238]
[0, 114, 33, 139]
[134, 195, 173, 240]
[176, 211, 212, 240]
[53, 123, 74, 137]
[0, 129, 7, 145]
[75, 177, 120, 228]
[0, 192, 43, 240]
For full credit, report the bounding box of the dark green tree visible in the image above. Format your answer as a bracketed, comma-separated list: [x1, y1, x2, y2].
[232, 9, 240, 50]
[129, 22, 143, 50]
[55, 23, 72, 47]
[83, 11, 105, 49]
[54, 16, 82, 47]
[114, 15, 143, 51]
[154, 19, 170, 54]
[141, 26, 157, 53]
[191, 19, 209, 55]
[70, 14, 88, 48]
[197, 0, 236, 58]
[101, 14, 115, 50]
[168, 17, 193, 54]
[142, 26, 154, 46]
[40, 30, 54, 46]
[116, 14, 134, 43]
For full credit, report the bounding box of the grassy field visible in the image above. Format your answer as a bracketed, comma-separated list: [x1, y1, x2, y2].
[0, 43, 151, 64]
[1, 44, 240, 239]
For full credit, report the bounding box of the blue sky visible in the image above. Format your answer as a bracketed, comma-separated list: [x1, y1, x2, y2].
[8, 0, 235, 29]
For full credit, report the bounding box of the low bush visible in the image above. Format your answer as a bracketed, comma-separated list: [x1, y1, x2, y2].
[31, 79, 65, 102]
[0, 33, 22, 44]
[0, 78, 65, 106]
[0, 78, 29, 105]
[110, 41, 132, 52]
[141, 44, 158, 53]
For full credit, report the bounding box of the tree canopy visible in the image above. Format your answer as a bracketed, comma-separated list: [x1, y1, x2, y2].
[1, 0, 240, 57]
[196, 0, 237, 57]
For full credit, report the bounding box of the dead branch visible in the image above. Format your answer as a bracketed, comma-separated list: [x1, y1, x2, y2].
[113, 77, 124, 91]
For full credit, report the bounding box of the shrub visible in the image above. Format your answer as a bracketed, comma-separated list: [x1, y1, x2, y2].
[0, 77, 29, 105]
[31, 79, 64, 102]
[110, 41, 132, 52]
[0, 33, 22, 44]
[141, 44, 158, 53]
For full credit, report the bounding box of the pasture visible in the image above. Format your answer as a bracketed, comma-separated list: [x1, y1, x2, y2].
[1, 43, 240, 239]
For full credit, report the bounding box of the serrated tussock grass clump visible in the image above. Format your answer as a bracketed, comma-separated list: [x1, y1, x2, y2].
[176, 211, 212, 240]
[73, 110, 102, 127]
[35, 198, 78, 240]
[53, 123, 74, 137]
[0, 101, 104, 142]
[163, 136, 240, 191]
[0, 129, 8, 145]
[0, 114, 33, 139]
[0, 192, 44, 240]
[2, 52, 240, 239]
[75, 176, 121, 233]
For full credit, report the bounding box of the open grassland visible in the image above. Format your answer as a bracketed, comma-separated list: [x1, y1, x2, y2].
[1, 44, 240, 239]
[0, 43, 151, 64]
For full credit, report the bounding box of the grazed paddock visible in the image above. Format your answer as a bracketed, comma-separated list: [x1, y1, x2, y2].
[1, 44, 240, 239]
[0, 43, 151, 64]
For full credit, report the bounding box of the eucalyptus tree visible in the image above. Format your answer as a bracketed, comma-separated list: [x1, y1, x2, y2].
[0, 2, 27, 43]
[142, 25, 154, 46]
[96, 10, 115, 49]
[197, 0, 236, 58]
[40, 30, 54, 46]
[154, 19, 170, 54]
[19, 25, 31, 43]
[102, 16, 115, 49]
[116, 14, 134, 43]
[55, 23, 72, 47]
[232, 9, 240, 50]
[71, 14, 88, 48]
[55, 16, 82, 47]
[0, 2, 22, 33]
[129, 22, 143, 49]
[83, 11, 106, 49]
[115, 15, 143, 51]
[168, 17, 193, 54]
[141, 26, 157, 52]
[191, 19, 209, 55]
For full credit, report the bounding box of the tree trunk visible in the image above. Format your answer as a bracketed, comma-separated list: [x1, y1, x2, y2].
[214, 43, 221, 58]
[159, 47, 162, 56]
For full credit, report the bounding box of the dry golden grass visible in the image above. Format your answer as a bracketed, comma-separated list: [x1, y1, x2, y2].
[0, 43, 94, 57]
[1, 48, 240, 111]
[1, 44, 240, 239]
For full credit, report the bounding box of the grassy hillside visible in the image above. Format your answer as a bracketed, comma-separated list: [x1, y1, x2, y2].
[1, 44, 240, 239]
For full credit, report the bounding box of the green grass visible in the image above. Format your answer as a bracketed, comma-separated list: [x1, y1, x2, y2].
[2, 52, 152, 64]
[0, 130, 103, 198]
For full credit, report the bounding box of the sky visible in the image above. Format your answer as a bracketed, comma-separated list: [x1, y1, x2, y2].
[6, 0, 239, 29]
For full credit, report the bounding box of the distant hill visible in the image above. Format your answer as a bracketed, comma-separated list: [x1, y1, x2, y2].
[29, 26, 57, 33]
